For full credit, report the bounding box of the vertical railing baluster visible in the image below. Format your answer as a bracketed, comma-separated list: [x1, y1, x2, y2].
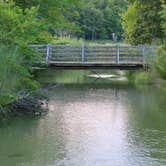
[142, 46, 146, 64]
[46, 44, 51, 62]
[82, 44, 85, 63]
[116, 45, 120, 64]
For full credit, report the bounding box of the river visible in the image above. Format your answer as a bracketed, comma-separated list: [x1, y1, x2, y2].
[0, 70, 166, 166]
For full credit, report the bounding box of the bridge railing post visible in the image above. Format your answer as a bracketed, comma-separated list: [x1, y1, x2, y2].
[81, 44, 85, 63]
[116, 45, 120, 64]
[46, 44, 52, 62]
[142, 46, 146, 64]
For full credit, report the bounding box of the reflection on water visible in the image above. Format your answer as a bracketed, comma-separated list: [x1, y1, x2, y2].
[36, 70, 128, 84]
[0, 71, 166, 166]
[49, 87, 129, 166]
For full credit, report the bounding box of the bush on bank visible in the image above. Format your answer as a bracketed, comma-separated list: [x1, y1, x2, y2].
[0, 2, 52, 123]
[126, 71, 153, 85]
[156, 47, 166, 79]
[0, 46, 40, 105]
[133, 72, 153, 85]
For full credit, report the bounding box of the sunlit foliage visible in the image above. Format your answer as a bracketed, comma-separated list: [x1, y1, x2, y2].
[122, 0, 163, 45]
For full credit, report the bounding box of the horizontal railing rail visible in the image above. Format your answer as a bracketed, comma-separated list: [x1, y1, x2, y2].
[29, 44, 157, 65]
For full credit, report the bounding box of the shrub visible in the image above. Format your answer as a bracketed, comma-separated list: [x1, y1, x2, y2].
[134, 72, 152, 85]
[156, 47, 166, 79]
[0, 46, 39, 106]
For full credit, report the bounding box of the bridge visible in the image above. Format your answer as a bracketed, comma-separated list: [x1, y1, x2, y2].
[30, 44, 156, 70]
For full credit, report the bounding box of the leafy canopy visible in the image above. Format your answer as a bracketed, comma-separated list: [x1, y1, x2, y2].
[122, 0, 163, 45]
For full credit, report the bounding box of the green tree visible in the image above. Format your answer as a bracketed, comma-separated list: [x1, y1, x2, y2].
[71, 0, 127, 40]
[122, 2, 138, 44]
[0, 1, 50, 106]
[13, 0, 80, 36]
[12, 0, 127, 40]
[122, 0, 163, 45]
[0, 1, 51, 45]
[160, 0, 166, 42]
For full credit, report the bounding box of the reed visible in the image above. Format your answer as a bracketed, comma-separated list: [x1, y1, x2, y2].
[0, 45, 39, 106]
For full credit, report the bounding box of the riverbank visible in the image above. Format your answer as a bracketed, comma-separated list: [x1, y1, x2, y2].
[0, 86, 51, 126]
[126, 69, 166, 90]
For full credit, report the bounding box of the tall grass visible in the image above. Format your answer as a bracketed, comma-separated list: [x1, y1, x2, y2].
[0, 45, 39, 106]
[156, 47, 166, 79]
[52, 36, 127, 46]
[0, 46, 20, 105]
[52, 36, 84, 45]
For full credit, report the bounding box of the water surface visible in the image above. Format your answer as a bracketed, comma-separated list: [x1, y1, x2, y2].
[0, 71, 166, 166]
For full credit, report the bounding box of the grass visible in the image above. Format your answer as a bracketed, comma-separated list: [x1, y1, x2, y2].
[52, 36, 128, 46]
[52, 36, 84, 45]
[85, 40, 128, 46]
[134, 72, 152, 85]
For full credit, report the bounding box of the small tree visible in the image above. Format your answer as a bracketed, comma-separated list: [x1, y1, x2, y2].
[0, 1, 51, 105]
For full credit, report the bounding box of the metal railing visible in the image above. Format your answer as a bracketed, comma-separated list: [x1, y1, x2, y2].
[29, 44, 157, 65]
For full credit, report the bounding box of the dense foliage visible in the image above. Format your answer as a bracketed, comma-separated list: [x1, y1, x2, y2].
[0, 2, 52, 45]
[122, 0, 164, 45]
[122, 0, 166, 79]
[156, 1, 166, 78]
[156, 47, 166, 79]
[70, 0, 127, 40]
[12, 0, 127, 40]
[0, 1, 49, 106]
[161, 0, 166, 41]
[0, 46, 39, 104]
